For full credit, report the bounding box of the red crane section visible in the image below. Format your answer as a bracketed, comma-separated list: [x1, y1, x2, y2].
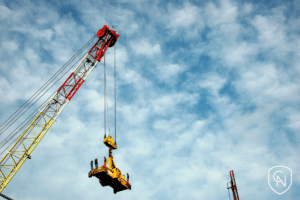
[227, 170, 240, 200]
[57, 25, 119, 101]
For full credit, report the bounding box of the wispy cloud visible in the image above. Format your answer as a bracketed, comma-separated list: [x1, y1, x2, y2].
[0, 0, 299, 199]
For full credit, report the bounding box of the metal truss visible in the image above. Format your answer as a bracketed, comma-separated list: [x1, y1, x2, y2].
[227, 170, 240, 200]
[0, 25, 119, 192]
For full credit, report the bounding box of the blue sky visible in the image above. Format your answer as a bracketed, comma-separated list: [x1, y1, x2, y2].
[0, 0, 299, 199]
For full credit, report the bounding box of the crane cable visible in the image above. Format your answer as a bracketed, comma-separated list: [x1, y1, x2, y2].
[0, 34, 97, 137]
[103, 54, 111, 138]
[0, 47, 95, 152]
[0, 35, 96, 138]
[103, 25, 117, 143]
[0, 34, 97, 153]
[114, 43, 116, 145]
[104, 54, 106, 138]
[103, 39, 117, 144]
[0, 51, 93, 155]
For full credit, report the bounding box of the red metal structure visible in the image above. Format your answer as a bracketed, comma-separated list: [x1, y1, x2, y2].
[57, 25, 119, 101]
[227, 170, 240, 200]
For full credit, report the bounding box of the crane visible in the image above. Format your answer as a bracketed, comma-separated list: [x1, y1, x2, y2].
[0, 25, 122, 193]
[227, 170, 240, 200]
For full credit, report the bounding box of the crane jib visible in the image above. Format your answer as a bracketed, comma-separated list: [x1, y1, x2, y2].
[88, 25, 120, 62]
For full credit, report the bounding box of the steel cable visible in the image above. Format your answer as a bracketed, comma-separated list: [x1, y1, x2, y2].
[0, 34, 97, 135]
[104, 53, 106, 138]
[0, 35, 97, 152]
[0, 49, 92, 153]
[114, 43, 116, 144]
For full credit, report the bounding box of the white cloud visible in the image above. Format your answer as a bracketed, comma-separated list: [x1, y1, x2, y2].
[242, 3, 253, 14]
[120, 104, 150, 127]
[251, 15, 286, 49]
[32, 28, 54, 41]
[1, 0, 300, 199]
[0, 76, 18, 104]
[168, 2, 201, 29]
[157, 63, 186, 82]
[287, 111, 300, 131]
[206, 0, 238, 26]
[223, 42, 257, 67]
[0, 4, 12, 20]
[165, 2, 204, 39]
[24, 48, 40, 64]
[198, 73, 227, 96]
[1, 41, 19, 52]
[131, 40, 161, 56]
[150, 92, 199, 115]
[113, 9, 139, 36]
[234, 63, 300, 105]
[153, 117, 188, 134]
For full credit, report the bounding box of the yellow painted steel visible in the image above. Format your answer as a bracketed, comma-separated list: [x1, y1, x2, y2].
[88, 136, 131, 193]
[0, 111, 55, 192]
[0, 40, 100, 192]
[103, 135, 117, 149]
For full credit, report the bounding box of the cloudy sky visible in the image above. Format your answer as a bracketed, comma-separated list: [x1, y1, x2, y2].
[0, 0, 299, 199]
